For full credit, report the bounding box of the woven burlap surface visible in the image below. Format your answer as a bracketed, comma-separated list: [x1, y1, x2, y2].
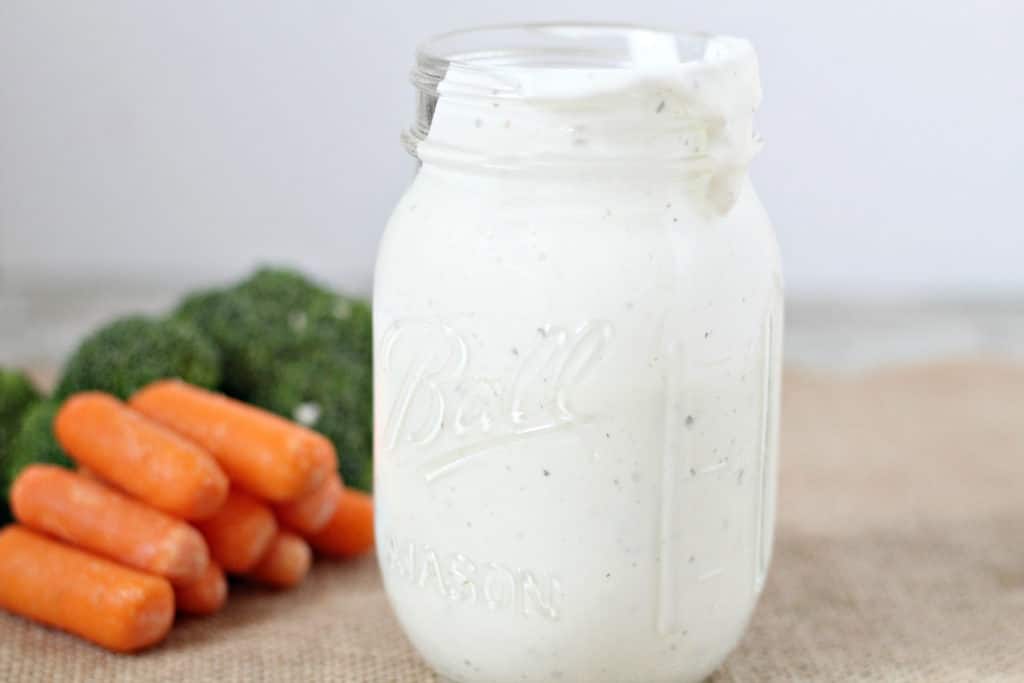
[1, 361, 1022, 682]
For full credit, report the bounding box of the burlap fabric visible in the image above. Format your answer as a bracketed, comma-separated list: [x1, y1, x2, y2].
[1, 361, 1021, 681]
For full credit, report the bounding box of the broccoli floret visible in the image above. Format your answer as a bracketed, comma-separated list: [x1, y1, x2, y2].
[55, 315, 221, 400]
[177, 268, 369, 393]
[176, 267, 373, 490]
[2, 400, 72, 501]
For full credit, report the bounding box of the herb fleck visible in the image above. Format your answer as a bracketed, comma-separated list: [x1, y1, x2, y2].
[656, 100, 666, 113]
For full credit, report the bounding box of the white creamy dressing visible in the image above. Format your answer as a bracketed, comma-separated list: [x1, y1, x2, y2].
[420, 33, 762, 214]
[375, 29, 782, 683]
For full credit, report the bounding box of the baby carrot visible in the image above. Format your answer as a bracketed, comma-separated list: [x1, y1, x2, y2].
[196, 489, 277, 573]
[0, 525, 174, 653]
[11, 465, 209, 585]
[248, 530, 312, 589]
[174, 562, 227, 616]
[54, 392, 229, 521]
[131, 380, 336, 502]
[76, 465, 100, 481]
[309, 487, 375, 558]
[274, 473, 343, 536]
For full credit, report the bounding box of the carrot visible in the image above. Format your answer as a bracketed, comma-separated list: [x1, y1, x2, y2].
[174, 561, 227, 616]
[54, 392, 229, 521]
[131, 380, 336, 502]
[309, 487, 375, 558]
[11, 465, 209, 585]
[248, 530, 312, 589]
[76, 465, 100, 481]
[275, 473, 343, 536]
[196, 489, 277, 573]
[0, 525, 174, 653]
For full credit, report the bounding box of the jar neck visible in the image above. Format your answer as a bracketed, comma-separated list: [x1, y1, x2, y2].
[405, 29, 763, 214]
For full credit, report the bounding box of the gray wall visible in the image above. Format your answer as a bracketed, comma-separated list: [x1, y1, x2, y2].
[2, 1, 1022, 299]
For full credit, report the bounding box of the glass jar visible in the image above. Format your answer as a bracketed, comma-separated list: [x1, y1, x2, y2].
[374, 23, 782, 683]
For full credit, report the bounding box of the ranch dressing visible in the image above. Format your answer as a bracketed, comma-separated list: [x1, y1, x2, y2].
[375, 24, 783, 683]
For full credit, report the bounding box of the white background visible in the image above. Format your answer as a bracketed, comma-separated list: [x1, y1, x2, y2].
[1, 1, 1022, 300]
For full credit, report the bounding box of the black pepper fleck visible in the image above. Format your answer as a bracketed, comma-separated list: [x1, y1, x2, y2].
[656, 100, 666, 113]
[543, 469, 550, 477]
[685, 415, 695, 427]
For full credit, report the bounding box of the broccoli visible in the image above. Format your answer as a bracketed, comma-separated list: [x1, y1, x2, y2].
[176, 267, 373, 490]
[55, 315, 221, 400]
[2, 400, 73, 502]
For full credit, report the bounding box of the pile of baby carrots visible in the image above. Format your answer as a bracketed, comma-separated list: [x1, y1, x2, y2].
[0, 379, 374, 653]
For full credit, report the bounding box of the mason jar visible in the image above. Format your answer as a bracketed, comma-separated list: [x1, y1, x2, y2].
[374, 23, 783, 683]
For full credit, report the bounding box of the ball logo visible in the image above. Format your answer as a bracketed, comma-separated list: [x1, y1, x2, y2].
[379, 318, 614, 480]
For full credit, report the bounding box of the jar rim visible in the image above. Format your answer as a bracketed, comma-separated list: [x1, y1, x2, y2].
[414, 22, 751, 88]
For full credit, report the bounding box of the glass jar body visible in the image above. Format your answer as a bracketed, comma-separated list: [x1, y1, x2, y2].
[374, 161, 783, 683]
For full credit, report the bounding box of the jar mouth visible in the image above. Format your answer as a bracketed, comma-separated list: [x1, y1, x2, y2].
[405, 23, 762, 214]
[405, 23, 758, 158]
[414, 22, 743, 83]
